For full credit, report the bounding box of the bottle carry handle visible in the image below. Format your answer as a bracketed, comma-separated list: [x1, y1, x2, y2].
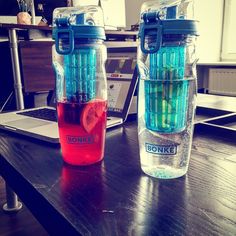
[55, 29, 74, 55]
[140, 23, 162, 54]
[140, 12, 163, 54]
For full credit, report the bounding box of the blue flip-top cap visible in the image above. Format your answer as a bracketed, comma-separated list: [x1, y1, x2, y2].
[53, 13, 106, 55]
[139, 11, 199, 54]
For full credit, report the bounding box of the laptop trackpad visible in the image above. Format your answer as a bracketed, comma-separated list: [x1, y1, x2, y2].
[3, 118, 51, 130]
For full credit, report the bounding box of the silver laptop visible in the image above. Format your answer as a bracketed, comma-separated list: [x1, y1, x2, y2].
[0, 58, 138, 144]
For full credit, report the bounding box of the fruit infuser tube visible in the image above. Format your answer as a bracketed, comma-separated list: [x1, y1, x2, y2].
[64, 48, 96, 103]
[145, 45, 189, 133]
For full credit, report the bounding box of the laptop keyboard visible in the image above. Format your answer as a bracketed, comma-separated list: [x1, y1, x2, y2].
[17, 108, 57, 122]
[17, 108, 114, 123]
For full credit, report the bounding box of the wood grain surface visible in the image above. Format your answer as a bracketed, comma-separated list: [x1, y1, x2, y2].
[0, 120, 236, 236]
[19, 41, 55, 93]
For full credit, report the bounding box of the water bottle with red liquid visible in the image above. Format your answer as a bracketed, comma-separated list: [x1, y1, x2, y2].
[52, 6, 107, 166]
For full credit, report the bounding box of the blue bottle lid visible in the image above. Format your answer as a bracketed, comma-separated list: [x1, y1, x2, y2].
[139, 11, 199, 54]
[52, 7, 106, 55]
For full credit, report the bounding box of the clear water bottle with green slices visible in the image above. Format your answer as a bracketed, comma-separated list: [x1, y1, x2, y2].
[137, 0, 199, 178]
[52, 6, 107, 166]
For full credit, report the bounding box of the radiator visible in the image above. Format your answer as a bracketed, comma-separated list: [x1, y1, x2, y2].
[208, 68, 236, 96]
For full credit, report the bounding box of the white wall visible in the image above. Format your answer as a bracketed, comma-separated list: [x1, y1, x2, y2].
[195, 0, 224, 62]
[125, 0, 146, 29]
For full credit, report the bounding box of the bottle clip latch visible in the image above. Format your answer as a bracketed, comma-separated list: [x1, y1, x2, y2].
[140, 12, 163, 54]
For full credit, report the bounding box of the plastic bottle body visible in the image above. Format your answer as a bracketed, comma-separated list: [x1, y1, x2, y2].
[53, 40, 107, 165]
[137, 33, 198, 178]
[138, 77, 197, 179]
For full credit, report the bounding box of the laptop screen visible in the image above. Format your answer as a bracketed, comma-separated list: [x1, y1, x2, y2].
[106, 57, 137, 118]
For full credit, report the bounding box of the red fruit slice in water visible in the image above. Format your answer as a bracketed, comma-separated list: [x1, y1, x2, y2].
[80, 99, 105, 133]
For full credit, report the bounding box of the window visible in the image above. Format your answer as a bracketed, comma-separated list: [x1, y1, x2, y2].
[221, 0, 236, 61]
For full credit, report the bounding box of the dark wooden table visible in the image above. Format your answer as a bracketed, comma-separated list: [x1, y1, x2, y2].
[0, 112, 236, 235]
